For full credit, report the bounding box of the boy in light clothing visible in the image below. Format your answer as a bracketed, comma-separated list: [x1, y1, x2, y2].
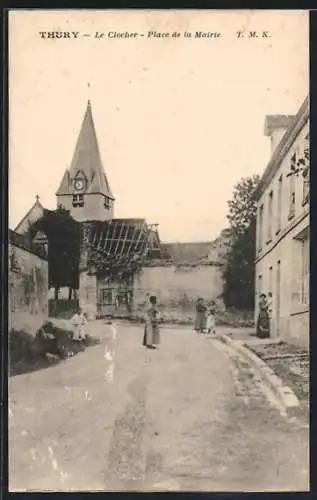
[71, 307, 87, 341]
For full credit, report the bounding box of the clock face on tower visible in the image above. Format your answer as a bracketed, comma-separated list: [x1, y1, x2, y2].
[74, 178, 85, 191]
[73, 171, 87, 193]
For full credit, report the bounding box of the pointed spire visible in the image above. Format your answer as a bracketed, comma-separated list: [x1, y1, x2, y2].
[67, 100, 114, 199]
[56, 170, 71, 196]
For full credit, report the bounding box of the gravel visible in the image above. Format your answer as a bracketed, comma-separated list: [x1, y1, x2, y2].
[246, 342, 309, 403]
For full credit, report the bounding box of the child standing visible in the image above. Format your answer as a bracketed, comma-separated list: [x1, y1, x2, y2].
[206, 300, 217, 335]
[71, 307, 88, 341]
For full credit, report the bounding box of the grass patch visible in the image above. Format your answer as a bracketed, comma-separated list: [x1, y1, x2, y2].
[9, 320, 100, 377]
[247, 341, 309, 405]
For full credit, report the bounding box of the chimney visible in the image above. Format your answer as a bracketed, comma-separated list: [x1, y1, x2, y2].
[264, 115, 295, 153]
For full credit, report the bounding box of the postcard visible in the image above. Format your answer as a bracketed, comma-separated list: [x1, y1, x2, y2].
[8, 9, 309, 492]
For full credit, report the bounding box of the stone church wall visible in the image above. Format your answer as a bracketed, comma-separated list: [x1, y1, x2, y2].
[9, 242, 49, 321]
[79, 271, 98, 320]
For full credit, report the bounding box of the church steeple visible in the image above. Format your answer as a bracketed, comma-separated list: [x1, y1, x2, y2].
[56, 100, 114, 222]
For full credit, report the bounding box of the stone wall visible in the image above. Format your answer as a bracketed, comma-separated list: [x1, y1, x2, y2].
[133, 264, 224, 310]
[9, 242, 48, 320]
[287, 311, 309, 349]
[79, 271, 97, 320]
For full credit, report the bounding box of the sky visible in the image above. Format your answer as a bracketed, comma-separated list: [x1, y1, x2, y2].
[9, 10, 309, 242]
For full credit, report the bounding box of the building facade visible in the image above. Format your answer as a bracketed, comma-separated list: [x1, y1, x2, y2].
[255, 96, 309, 348]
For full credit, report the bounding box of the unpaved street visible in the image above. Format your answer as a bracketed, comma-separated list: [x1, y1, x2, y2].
[9, 322, 309, 492]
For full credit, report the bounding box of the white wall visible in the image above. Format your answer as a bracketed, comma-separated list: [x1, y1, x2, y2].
[255, 116, 309, 348]
[134, 265, 224, 306]
[257, 120, 309, 255]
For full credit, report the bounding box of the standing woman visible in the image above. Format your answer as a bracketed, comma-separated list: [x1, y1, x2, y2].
[143, 295, 160, 349]
[256, 293, 270, 339]
[194, 297, 207, 333]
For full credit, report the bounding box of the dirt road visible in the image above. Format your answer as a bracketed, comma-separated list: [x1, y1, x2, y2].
[9, 321, 309, 491]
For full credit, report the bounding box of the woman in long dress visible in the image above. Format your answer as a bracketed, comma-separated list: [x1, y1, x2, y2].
[143, 295, 160, 349]
[194, 297, 207, 333]
[256, 294, 270, 339]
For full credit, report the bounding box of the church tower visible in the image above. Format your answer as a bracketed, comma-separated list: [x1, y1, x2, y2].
[56, 100, 114, 222]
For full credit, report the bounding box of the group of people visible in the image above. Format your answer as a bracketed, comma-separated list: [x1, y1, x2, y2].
[194, 297, 217, 335]
[142, 295, 218, 350]
[256, 292, 272, 338]
[70, 294, 218, 352]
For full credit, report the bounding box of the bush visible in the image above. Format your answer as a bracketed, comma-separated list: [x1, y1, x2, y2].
[10, 329, 43, 365]
[216, 308, 255, 328]
[9, 319, 100, 376]
[108, 306, 254, 328]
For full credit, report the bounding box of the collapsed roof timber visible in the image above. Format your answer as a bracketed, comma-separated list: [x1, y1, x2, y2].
[83, 218, 170, 275]
[29, 208, 170, 284]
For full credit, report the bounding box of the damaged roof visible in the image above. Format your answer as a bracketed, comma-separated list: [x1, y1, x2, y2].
[84, 218, 167, 261]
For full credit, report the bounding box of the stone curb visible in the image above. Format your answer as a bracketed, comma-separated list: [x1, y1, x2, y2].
[218, 334, 300, 410]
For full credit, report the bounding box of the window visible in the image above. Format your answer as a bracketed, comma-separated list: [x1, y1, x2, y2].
[288, 154, 296, 219]
[276, 175, 283, 233]
[104, 197, 110, 209]
[72, 194, 84, 208]
[302, 135, 310, 206]
[301, 235, 309, 305]
[269, 266, 273, 294]
[267, 191, 273, 242]
[100, 288, 114, 305]
[258, 204, 264, 251]
[258, 275, 262, 297]
[303, 171, 310, 205]
[258, 275, 262, 293]
[293, 229, 309, 307]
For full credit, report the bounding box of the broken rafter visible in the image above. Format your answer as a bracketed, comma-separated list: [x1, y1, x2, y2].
[106, 220, 115, 256]
[113, 221, 126, 257]
[100, 221, 111, 252]
[140, 229, 149, 256]
[119, 222, 129, 258]
[134, 226, 146, 257]
[91, 224, 99, 246]
[136, 231, 148, 259]
[96, 226, 104, 250]
[126, 223, 139, 257]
